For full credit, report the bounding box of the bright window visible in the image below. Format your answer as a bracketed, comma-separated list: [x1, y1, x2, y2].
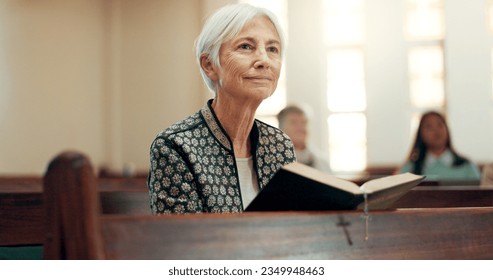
[326, 49, 366, 112]
[408, 46, 445, 108]
[328, 113, 367, 172]
[405, 0, 445, 40]
[405, 0, 445, 136]
[324, 0, 367, 173]
[323, 0, 365, 46]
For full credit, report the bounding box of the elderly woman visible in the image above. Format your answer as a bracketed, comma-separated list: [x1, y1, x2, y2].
[147, 3, 296, 214]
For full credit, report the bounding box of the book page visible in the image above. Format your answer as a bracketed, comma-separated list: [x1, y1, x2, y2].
[360, 172, 425, 193]
[282, 162, 362, 194]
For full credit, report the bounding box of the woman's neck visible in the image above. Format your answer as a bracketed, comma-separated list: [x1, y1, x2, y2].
[428, 146, 447, 157]
[211, 96, 260, 157]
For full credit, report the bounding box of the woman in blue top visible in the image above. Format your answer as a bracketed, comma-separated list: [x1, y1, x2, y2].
[398, 111, 481, 181]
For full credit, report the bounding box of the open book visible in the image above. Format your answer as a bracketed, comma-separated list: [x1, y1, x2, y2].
[245, 162, 425, 212]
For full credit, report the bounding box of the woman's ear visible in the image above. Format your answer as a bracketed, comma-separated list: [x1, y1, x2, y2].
[200, 54, 219, 81]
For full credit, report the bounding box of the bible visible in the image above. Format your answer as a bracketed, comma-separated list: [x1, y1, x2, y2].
[245, 162, 425, 212]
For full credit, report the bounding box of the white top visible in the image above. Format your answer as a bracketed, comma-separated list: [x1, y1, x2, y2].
[236, 157, 259, 209]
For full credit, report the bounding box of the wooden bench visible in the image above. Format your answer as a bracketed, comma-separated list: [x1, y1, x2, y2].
[2, 155, 492, 249]
[0, 172, 149, 247]
[43, 152, 493, 259]
[391, 185, 493, 208]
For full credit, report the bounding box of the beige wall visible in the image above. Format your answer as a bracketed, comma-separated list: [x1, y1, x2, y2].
[118, 0, 204, 171]
[0, 0, 205, 175]
[2, 0, 493, 175]
[0, 0, 107, 174]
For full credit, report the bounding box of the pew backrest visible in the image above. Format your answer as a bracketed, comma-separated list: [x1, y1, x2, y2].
[0, 175, 149, 247]
[43, 151, 104, 259]
[100, 208, 493, 260]
[43, 152, 493, 260]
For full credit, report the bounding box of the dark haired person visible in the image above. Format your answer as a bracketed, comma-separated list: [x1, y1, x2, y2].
[397, 111, 480, 181]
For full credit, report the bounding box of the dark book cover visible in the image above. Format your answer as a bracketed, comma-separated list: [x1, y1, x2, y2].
[245, 168, 364, 212]
[245, 162, 425, 212]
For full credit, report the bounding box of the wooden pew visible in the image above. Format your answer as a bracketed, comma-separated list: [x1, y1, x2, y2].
[348, 175, 491, 208]
[0, 177, 44, 248]
[43, 152, 493, 260]
[0, 174, 149, 247]
[391, 185, 493, 208]
[98, 208, 493, 260]
[2, 165, 493, 249]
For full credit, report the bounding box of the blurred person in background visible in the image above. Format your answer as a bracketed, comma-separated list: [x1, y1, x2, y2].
[277, 105, 331, 173]
[397, 111, 480, 181]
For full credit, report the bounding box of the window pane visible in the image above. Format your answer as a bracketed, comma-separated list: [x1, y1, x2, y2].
[323, 0, 365, 45]
[328, 113, 367, 172]
[408, 46, 443, 74]
[405, 0, 444, 40]
[326, 50, 366, 112]
[408, 46, 444, 108]
[409, 79, 444, 107]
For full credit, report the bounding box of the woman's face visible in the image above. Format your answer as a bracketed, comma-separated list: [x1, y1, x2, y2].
[420, 114, 449, 150]
[211, 16, 282, 103]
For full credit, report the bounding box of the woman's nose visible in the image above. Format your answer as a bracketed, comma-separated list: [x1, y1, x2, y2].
[253, 49, 270, 69]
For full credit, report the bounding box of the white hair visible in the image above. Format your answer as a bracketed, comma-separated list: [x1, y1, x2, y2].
[195, 3, 285, 95]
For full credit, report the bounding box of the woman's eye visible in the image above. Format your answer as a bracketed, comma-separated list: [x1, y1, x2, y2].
[268, 46, 279, 53]
[239, 43, 252, 50]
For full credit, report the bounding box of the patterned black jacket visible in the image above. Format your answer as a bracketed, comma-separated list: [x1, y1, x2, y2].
[148, 100, 296, 214]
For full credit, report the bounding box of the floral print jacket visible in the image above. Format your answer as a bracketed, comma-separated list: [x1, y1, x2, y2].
[147, 100, 296, 214]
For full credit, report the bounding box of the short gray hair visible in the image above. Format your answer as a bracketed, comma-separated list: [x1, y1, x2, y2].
[195, 3, 285, 94]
